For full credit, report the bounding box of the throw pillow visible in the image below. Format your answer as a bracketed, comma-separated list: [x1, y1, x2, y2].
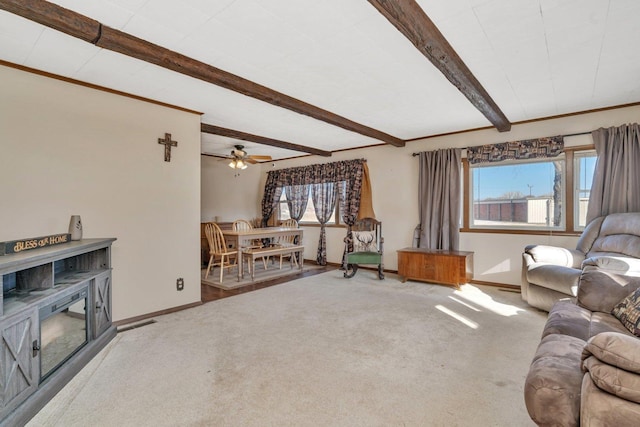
[352, 231, 377, 252]
[611, 287, 640, 337]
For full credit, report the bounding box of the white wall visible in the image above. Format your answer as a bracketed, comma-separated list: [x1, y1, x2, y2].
[201, 155, 263, 223]
[0, 65, 202, 321]
[201, 104, 639, 286]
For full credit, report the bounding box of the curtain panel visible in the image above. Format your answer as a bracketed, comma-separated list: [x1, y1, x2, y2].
[311, 182, 338, 265]
[467, 136, 564, 164]
[284, 185, 310, 222]
[417, 148, 462, 251]
[586, 123, 640, 222]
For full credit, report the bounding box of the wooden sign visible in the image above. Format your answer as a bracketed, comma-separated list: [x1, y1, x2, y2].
[0, 233, 71, 256]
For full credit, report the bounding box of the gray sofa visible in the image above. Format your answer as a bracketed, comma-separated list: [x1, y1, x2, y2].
[524, 265, 640, 426]
[522, 212, 640, 311]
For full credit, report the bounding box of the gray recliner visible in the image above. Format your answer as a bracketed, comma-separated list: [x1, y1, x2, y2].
[522, 212, 640, 311]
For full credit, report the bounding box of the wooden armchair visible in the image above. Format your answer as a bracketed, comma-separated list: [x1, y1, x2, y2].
[343, 217, 384, 279]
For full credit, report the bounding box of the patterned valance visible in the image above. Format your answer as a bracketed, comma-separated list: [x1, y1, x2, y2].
[467, 136, 564, 164]
[263, 159, 364, 187]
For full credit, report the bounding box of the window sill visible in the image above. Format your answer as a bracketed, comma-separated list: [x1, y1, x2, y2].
[298, 223, 347, 229]
[460, 227, 582, 236]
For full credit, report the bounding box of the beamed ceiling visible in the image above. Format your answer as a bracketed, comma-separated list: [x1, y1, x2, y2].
[1, 0, 639, 161]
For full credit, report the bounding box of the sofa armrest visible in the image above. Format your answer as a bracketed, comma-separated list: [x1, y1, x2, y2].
[524, 244, 584, 268]
[577, 266, 640, 312]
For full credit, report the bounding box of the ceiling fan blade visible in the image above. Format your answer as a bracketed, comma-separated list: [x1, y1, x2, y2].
[245, 158, 258, 164]
[248, 155, 272, 161]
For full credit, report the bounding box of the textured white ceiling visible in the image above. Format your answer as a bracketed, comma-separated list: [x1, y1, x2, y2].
[1, 0, 638, 160]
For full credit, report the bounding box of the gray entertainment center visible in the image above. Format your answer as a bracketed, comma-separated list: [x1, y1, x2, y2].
[0, 238, 116, 425]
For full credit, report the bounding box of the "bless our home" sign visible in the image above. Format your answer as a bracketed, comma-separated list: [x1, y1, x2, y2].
[0, 233, 71, 256]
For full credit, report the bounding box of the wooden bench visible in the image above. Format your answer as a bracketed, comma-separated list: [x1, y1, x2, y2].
[242, 245, 304, 280]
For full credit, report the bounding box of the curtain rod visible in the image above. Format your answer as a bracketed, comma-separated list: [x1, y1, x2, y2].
[411, 131, 593, 156]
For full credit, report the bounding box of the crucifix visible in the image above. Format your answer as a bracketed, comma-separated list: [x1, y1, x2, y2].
[158, 133, 178, 162]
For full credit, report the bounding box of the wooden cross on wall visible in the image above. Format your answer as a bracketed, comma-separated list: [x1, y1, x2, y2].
[158, 133, 178, 162]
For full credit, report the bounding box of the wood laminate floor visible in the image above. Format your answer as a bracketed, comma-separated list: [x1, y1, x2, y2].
[201, 263, 338, 303]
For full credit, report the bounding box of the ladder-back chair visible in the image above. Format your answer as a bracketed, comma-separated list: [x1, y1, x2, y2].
[232, 219, 268, 270]
[204, 222, 237, 283]
[275, 218, 299, 268]
[343, 217, 384, 279]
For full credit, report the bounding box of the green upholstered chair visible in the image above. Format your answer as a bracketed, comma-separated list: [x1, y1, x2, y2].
[343, 217, 384, 279]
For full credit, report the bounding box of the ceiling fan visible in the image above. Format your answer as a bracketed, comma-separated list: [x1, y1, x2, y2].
[227, 145, 272, 169]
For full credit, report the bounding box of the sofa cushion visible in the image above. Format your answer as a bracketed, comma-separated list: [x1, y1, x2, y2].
[582, 332, 640, 374]
[591, 312, 635, 337]
[581, 374, 640, 427]
[543, 301, 592, 341]
[525, 333, 585, 427]
[583, 356, 640, 403]
[612, 288, 640, 337]
[577, 265, 640, 313]
[589, 213, 640, 259]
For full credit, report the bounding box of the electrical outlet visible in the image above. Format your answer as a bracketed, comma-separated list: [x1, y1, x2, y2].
[176, 278, 184, 291]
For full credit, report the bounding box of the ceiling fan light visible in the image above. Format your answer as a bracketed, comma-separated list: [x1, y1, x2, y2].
[228, 160, 236, 169]
[236, 159, 246, 169]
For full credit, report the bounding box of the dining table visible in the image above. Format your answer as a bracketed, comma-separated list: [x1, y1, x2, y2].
[221, 226, 304, 281]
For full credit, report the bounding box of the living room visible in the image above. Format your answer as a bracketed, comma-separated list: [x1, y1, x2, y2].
[2, 0, 640, 425]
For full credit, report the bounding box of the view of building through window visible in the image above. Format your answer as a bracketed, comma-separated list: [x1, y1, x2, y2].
[469, 151, 596, 230]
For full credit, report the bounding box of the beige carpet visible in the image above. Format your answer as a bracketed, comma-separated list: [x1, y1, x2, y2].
[29, 272, 546, 426]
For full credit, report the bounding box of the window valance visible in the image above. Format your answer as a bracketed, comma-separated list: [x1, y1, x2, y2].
[263, 159, 365, 187]
[467, 136, 564, 164]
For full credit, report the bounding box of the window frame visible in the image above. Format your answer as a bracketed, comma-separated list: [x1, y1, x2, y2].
[462, 144, 595, 235]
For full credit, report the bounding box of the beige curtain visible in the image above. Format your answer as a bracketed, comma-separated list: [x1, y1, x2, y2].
[586, 123, 640, 222]
[417, 148, 462, 250]
[357, 162, 376, 219]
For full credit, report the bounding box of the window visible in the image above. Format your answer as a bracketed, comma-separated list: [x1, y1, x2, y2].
[574, 150, 596, 229]
[465, 147, 596, 233]
[277, 191, 338, 225]
[470, 156, 565, 230]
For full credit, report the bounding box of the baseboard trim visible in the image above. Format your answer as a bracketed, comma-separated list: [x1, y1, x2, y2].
[114, 301, 203, 327]
[470, 279, 521, 291]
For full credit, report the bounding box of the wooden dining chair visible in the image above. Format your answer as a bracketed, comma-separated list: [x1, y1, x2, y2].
[275, 218, 300, 268]
[232, 219, 268, 270]
[204, 222, 237, 283]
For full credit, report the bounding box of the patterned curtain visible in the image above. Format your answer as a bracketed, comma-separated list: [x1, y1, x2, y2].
[467, 136, 564, 164]
[311, 182, 338, 265]
[263, 159, 364, 186]
[284, 185, 310, 222]
[260, 159, 366, 261]
[261, 173, 283, 227]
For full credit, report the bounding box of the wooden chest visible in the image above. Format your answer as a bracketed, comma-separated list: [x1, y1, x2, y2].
[397, 247, 474, 288]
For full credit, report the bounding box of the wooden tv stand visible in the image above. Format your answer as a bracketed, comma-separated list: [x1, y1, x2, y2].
[397, 247, 473, 288]
[0, 238, 116, 425]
